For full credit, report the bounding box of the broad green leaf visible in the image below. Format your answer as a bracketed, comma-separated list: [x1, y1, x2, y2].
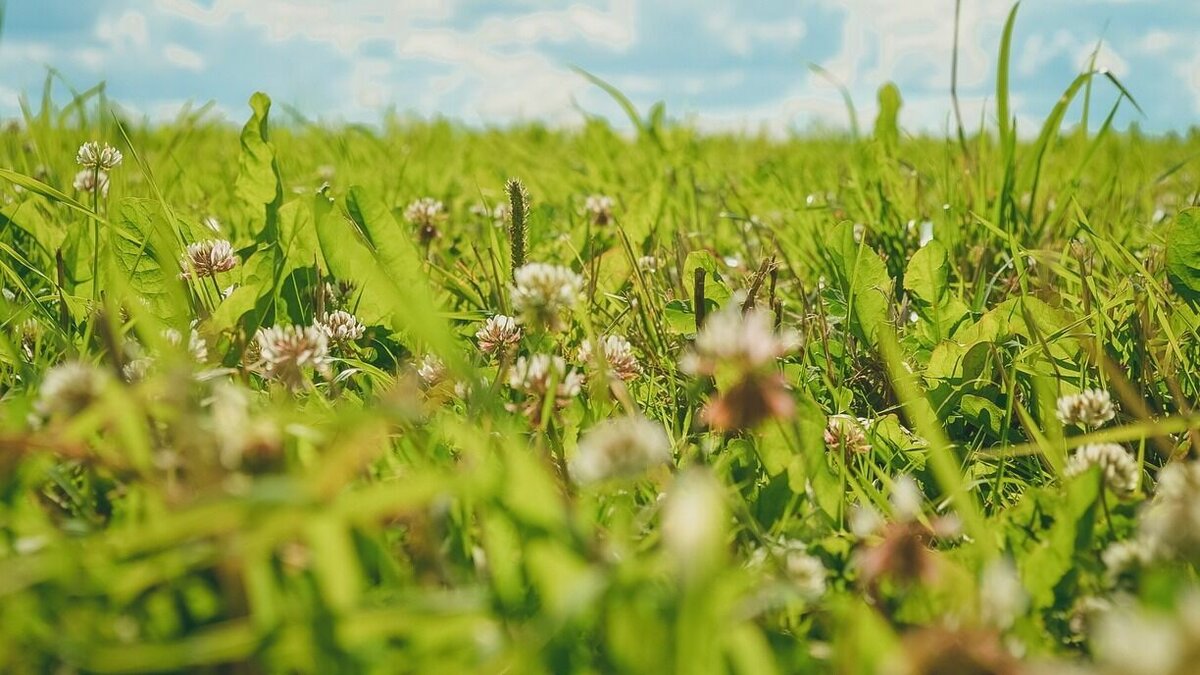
[1167, 207, 1200, 303]
[904, 241, 949, 307]
[823, 222, 892, 346]
[106, 198, 184, 323]
[233, 92, 282, 245]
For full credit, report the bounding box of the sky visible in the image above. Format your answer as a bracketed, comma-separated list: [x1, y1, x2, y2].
[1, 0, 1198, 136]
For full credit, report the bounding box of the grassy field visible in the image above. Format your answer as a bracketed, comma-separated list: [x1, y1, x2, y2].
[4, 13, 1200, 674]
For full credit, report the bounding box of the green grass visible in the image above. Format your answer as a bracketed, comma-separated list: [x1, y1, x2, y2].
[3, 20, 1200, 674]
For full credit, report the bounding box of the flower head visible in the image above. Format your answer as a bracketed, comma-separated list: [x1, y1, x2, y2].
[179, 240, 238, 280]
[405, 197, 445, 243]
[681, 306, 797, 376]
[510, 263, 584, 332]
[163, 326, 208, 362]
[824, 414, 871, 456]
[417, 354, 447, 387]
[318, 310, 365, 346]
[76, 141, 123, 170]
[570, 416, 671, 485]
[637, 255, 659, 273]
[1057, 388, 1117, 427]
[72, 169, 109, 196]
[584, 194, 614, 225]
[1140, 460, 1200, 560]
[507, 354, 583, 424]
[1064, 443, 1139, 496]
[470, 201, 509, 227]
[36, 361, 108, 418]
[747, 539, 827, 599]
[475, 314, 522, 357]
[578, 334, 641, 382]
[254, 325, 331, 390]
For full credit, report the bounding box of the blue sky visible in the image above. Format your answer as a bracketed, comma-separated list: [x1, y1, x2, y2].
[1, 0, 1197, 135]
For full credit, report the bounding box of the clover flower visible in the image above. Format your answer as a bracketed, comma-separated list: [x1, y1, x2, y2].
[1064, 443, 1139, 496]
[578, 334, 641, 382]
[72, 169, 109, 197]
[569, 415, 671, 485]
[475, 314, 522, 357]
[255, 325, 331, 390]
[747, 539, 827, 599]
[405, 197, 445, 243]
[470, 201, 509, 227]
[417, 354, 447, 387]
[76, 141, 123, 170]
[680, 306, 797, 377]
[1140, 460, 1200, 560]
[824, 414, 871, 456]
[1057, 389, 1117, 428]
[318, 310, 365, 346]
[507, 354, 583, 425]
[637, 255, 659, 273]
[179, 240, 238, 280]
[584, 194, 614, 225]
[163, 325, 208, 362]
[36, 361, 108, 418]
[510, 263, 584, 332]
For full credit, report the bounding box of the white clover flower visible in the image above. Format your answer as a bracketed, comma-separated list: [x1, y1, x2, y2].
[1064, 443, 1139, 496]
[76, 141, 123, 170]
[254, 325, 331, 390]
[179, 240, 238, 280]
[1057, 389, 1117, 428]
[163, 326, 208, 362]
[980, 557, 1027, 629]
[1140, 460, 1200, 560]
[662, 469, 727, 577]
[72, 169, 109, 196]
[36, 361, 108, 418]
[1102, 539, 1154, 583]
[583, 194, 614, 225]
[404, 197, 444, 225]
[475, 314, 522, 357]
[824, 414, 871, 456]
[470, 201, 509, 227]
[578, 334, 641, 382]
[748, 539, 828, 600]
[510, 263, 584, 332]
[681, 306, 798, 376]
[890, 474, 924, 523]
[318, 310, 365, 346]
[569, 415, 671, 484]
[1091, 594, 1200, 675]
[417, 354, 447, 387]
[637, 255, 659, 273]
[507, 354, 583, 424]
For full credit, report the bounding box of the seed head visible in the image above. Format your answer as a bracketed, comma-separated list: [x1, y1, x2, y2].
[475, 314, 522, 357]
[179, 240, 238, 280]
[510, 263, 584, 332]
[254, 325, 331, 390]
[72, 169, 109, 196]
[578, 334, 641, 382]
[1057, 388, 1117, 427]
[36, 361, 108, 418]
[76, 141, 123, 170]
[570, 415, 671, 485]
[1064, 443, 1139, 496]
[318, 310, 365, 346]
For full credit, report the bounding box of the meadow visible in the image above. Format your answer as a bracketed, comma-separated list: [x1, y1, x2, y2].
[3, 10, 1200, 674]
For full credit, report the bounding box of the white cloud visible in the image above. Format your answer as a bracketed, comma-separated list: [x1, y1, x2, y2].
[163, 44, 205, 71]
[96, 10, 149, 49]
[705, 10, 805, 57]
[1135, 29, 1181, 56]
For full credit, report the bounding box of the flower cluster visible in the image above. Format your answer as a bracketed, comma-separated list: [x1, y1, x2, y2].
[255, 325, 331, 390]
[570, 415, 671, 485]
[1064, 443, 1140, 496]
[824, 414, 871, 456]
[73, 170, 110, 197]
[405, 197, 445, 243]
[578, 334, 641, 382]
[510, 263, 584, 332]
[1057, 389, 1117, 427]
[507, 354, 583, 425]
[36, 361, 108, 419]
[318, 310, 365, 346]
[180, 240, 239, 280]
[584, 194, 614, 225]
[475, 314, 522, 357]
[76, 141, 123, 170]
